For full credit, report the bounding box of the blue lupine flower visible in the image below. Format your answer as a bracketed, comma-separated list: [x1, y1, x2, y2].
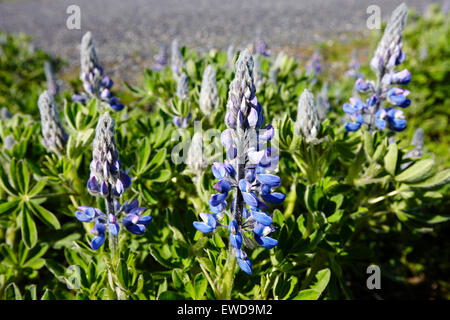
[382, 69, 411, 85]
[346, 49, 362, 79]
[72, 32, 123, 111]
[387, 88, 410, 107]
[153, 43, 168, 71]
[253, 38, 270, 57]
[306, 49, 322, 77]
[88, 113, 131, 198]
[75, 199, 152, 249]
[193, 49, 284, 275]
[172, 113, 191, 128]
[387, 108, 407, 131]
[75, 113, 151, 251]
[342, 3, 410, 133]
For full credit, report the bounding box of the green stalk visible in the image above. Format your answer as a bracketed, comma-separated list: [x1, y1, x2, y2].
[216, 246, 237, 300]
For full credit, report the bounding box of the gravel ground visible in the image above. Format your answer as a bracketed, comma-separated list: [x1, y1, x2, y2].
[0, 0, 443, 82]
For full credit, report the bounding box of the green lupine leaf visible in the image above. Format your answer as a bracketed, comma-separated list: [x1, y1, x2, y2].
[293, 289, 320, 300]
[137, 138, 152, 174]
[150, 169, 171, 183]
[9, 159, 19, 192]
[0, 199, 20, 216]
[194, 273, 208, 299]
[309, 268, 331, 294]
[29, 201, 60, 230]
[28, 178, 47, 197]
[41, 289, 56, 300]
[0, 243, 17, 266]
[117, 259, 130, 289]
[409, 169, 450, 188]
[396, 159, 435, 183]
[17, 160, 30, 194]
[148, 148, 167, 171]
[384, 142, 398, 176]
[5, 282, 23, 300]
[21, 204, 38, 248]
[0, 163, 16, 195]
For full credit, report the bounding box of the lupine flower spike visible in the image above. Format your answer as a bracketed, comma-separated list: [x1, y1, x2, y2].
[176, 72, 189, 100]
[345, 49, 362, 79]
[193, 49, 285, 275]
[1, 107, 12, 120]
[343, 3, 410, 132]
[72, 32, 123, 111]
[269, 51, 285, 84]
[227, 45, 235, 70]
[199, 65, 219, 117]
[4, 135, 16, 151]
[153, 43, 168, 71]
[77, 112, 151, 251]
[171, 38, 185, 79]
[187, 131, 206, 176]
[401, 128, 424, 169]
[172, 72, 191, 127]
[316, 82, 331, 121]
[253, 37, 271, 57]
[294, 89, 321, 144]
[306, 49, 322, 77]
[44, 61, 59, 95]
[38, 90, 68, 157]
[253, 54, 263, 91]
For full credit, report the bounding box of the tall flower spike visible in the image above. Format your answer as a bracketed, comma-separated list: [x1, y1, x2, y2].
[227, 45, 235, 69]
[199, 65, 219, 116]
[38, 90, 68, 157]
[401, 128, 424, 170]
[316, 82, 330, 121]
[4, 135, 16, 151]
[253, 37, 270, 57]
[80, 31, 100, 79]
[306, 49, 322, 76]
[44, 61, 59, 95]
[370, 3, 409, 74]
[294, 89, 320, 143]
[343, 3, 410, 133]
[77, 114, 150, 251]
[187, 132, 206, 175]
[153, 43, 168, 71]
[253, 54, 263, 90]
[176, 72, 189, 100]
[171, 38, 185, 79]
[268, 51, 285, 84]
[346, 49, 361, 79]
[194, 49, 284, 275]
[73, 32, 123, 111]
[1, 107, 12, 120]
[88, 112, 131, 198]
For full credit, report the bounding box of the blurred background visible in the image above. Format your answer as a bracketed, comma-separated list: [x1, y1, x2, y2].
[0, 0, 447, 80]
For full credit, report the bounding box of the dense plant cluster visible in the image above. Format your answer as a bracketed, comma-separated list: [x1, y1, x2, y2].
[0, 3, 449, 300]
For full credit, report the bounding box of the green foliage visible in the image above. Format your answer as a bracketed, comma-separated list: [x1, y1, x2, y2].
[0, 5, 449, 300]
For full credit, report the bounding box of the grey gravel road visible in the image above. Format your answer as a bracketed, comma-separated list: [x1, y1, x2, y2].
[0, 0, 443, 80]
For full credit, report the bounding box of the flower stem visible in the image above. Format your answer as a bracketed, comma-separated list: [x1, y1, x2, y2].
[216, 246, 237, 300]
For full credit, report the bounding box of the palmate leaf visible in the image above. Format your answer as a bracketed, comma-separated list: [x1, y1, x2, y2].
[0, 160, 60, 248]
